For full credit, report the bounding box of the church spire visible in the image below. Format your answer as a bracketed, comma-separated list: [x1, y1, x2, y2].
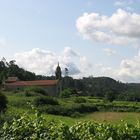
[55, 62, 62, 80]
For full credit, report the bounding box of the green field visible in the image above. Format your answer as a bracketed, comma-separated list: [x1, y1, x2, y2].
[2, 91, 140, 126]
[45, 112, 140, 126]
[1, 91, 140, 139]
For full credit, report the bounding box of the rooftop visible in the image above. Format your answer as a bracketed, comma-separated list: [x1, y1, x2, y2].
[5, 80, 59, 86]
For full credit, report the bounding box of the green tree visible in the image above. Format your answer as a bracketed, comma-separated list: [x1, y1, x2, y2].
[60, 88, 78, 98]
[105, 90, 115, 102]
[0, 92, 8, 112]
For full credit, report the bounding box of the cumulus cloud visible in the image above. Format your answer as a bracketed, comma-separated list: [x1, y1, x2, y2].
[63, 47, 79, 57]
[14, 47, 140, 82]
[118, 52, 140, 82]
[96, 50, 140, 82]
[14, 47, 92, 77]
[76, 9, 140, 45]
[114, 0, 134, 12]
[102, 48, 117, 56]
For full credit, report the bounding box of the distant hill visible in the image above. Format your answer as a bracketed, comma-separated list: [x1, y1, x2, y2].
[0, 58, 140, 101]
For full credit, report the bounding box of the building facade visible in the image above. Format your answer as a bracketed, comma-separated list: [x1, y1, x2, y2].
[4, 63, 62, 96]
[5, 79, 60, 96]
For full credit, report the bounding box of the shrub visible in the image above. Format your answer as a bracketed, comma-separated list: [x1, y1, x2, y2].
[60, 88, 78, 98]
[70, 112, 81, 118]
[39, 103, 98, 117]
[34, 96, 59, 106]
[24, 86, 48, 96]
[1, 109, 140, 139]
[74, 97, 86, 103]
[0, 107, 47, 139]
[0, 92, 8, 112]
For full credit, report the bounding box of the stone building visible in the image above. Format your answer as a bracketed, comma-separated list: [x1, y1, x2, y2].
[5, 79, 60, 96]
[5, 63, 62, 96]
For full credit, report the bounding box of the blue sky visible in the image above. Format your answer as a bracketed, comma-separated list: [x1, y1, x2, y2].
[0, 0, 140, 82]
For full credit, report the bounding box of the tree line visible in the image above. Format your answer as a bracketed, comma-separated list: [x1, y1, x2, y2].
[0, 58, 140, 102]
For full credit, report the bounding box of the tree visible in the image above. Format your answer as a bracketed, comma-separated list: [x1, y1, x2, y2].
[60, 88, 78, 98]
[0, 92, 8, 112]
[105, 90, 115, 102]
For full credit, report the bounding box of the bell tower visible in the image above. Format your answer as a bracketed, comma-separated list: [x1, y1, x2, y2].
[55, 62, 62, 80]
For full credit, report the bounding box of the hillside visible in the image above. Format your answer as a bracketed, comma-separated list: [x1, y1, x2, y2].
[0, 58, 140, 101]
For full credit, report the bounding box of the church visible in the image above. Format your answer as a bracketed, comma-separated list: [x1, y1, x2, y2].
[4, 63, 62, 96]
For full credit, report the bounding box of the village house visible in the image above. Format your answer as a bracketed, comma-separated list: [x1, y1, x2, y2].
[4, 63, 62, 96]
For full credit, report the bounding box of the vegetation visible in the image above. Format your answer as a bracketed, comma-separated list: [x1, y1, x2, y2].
[0, 93, 8, 112]
[34, 96, 59, 106]
[0, 58, 140, 102]
[60, 88, 77, 98]
[1, 107, 140, 140]
[1, 58, 140, 139]
[74, 97, 87, 103]
[24, 86, 48, 96]
[3, 91, 140, 118]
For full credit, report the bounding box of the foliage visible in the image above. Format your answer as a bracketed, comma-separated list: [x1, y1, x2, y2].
[34, 96, 59, 106]
[39, 103, 98, 117]
[24, 86, 48, 96]
[0, 93, 8, 112]
[1, 108, 140, 140]
[1, 58, 140, 102]
[60, 88, 78, 98]
[74, 97, 87, 103]
[105, 90, 116, 102]
[0, 106, 47, 140]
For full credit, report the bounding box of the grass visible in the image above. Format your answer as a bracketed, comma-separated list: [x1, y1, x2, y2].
[2, 91, 140, 126]
[41, 112, 140, 126]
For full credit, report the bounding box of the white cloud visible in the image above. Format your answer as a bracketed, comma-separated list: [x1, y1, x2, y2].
[76, 9, 140, 45]
[96, 50, 140, 82]
[63, 47, 79, 57]
[102, 48, 117, 56]
[14, 48, 140, 82]
[79, 56, 93, 77]
[114, 0, 133, 7]
[118, 52, 140, 82]
[14, 47, 92, 77]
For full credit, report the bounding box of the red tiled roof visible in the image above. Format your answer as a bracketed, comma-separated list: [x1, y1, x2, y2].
[5, 80, 59, 86]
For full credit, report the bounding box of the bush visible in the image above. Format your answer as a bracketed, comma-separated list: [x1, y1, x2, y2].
[70, 112, 81, 118]
[24, 86, 48, 96]
[74, 97, 86, 103]
[39, 103, 98, 117]
[0, 107, 47, 139]
[1, 109, 140, 139]
[0, 92, 8, 112]
[60, 88, 78, 98]
[34, 96, 59, 106]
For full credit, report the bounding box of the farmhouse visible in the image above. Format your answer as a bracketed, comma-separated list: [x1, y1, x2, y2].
[4, 63, 62, 96]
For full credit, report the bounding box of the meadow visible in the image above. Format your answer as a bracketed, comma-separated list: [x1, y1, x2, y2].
[1, 90, 140, 139]
[1, 90, 140, 126]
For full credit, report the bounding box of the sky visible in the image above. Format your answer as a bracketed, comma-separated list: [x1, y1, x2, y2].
[0, 0, 140, 83]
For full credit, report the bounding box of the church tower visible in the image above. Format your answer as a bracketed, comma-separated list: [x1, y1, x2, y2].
[55, 62, 62, 80]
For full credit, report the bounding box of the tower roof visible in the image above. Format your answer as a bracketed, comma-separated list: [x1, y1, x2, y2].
[55, 62, 62, 80]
